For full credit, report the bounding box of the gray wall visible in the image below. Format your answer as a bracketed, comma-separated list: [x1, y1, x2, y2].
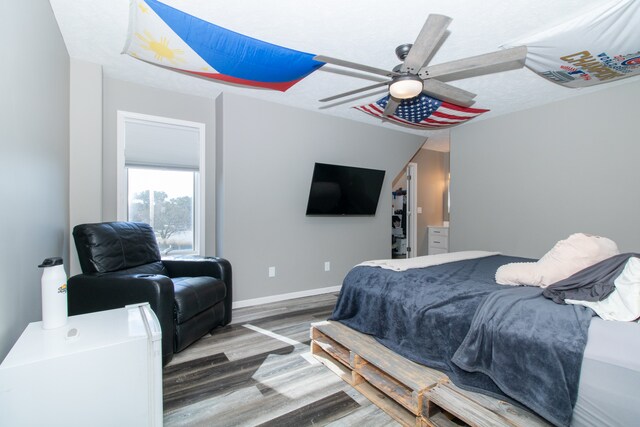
[450, 79, 640, 257]
[219, 93, 425, 301]
[443, 152, 450, 223]
[98, 80, 425, 303]
[69, 60, 103, 275]
[101, 78, 218, 254]
[0, 2, 69, 360]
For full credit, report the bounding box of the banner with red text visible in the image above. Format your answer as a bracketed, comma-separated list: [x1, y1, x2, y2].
[503, 0, 639, 87]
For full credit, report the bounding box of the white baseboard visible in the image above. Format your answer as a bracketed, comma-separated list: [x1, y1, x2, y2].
[232, 285, 342, 309]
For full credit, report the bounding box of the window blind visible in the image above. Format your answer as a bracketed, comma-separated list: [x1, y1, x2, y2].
[124, 119, 200, 170]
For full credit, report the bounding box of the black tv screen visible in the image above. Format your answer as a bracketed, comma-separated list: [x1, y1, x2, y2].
[305, 163, 386, 216]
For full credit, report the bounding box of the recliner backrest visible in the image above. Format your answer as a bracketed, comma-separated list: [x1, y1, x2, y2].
[73, 222, 163, 274]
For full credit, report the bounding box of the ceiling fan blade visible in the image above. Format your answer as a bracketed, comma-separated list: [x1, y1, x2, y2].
[422, 79, 476, 107]
[418, 46, 527, 81]
[383, 97, 401, 117]
[314, 55, 398, 78]
[401, 14, 452, 74]
[319, 81, 390, 102]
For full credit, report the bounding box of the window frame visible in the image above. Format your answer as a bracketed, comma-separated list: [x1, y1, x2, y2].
[116, 111, 206, 256]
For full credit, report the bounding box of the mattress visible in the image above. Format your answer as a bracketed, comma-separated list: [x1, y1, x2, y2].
[572, 317, 640, 427]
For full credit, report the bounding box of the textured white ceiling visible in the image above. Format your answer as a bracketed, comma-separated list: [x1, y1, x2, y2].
[49, 0, 634, 145]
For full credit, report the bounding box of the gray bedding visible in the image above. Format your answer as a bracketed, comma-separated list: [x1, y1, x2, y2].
[452, 286, 592, 426]
[330, 255, 594, 427]
[542, 253, 640, 303]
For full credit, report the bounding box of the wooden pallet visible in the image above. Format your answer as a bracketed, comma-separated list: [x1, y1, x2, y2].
[310, 321, 550, 427]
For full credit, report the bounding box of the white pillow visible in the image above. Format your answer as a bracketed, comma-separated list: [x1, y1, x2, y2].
[496, 233, 619, 287]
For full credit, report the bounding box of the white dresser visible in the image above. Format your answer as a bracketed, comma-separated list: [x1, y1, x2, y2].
[428, 226, 449, 255]
[0, 304, 163, 427]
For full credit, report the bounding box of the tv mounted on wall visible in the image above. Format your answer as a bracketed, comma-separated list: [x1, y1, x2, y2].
[305, 162, 386, 216]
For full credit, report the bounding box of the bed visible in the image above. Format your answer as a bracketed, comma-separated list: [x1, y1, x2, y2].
[312, 252, 640, 427]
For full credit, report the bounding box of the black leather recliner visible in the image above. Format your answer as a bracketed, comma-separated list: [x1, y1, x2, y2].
[67, 221, 232, 365]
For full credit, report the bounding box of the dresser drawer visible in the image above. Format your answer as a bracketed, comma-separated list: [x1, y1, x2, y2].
[428, 234, 449, 249]
[428, 227, 449, 238]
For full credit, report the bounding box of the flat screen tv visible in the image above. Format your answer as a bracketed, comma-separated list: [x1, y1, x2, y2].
[305, 162, 386, 216]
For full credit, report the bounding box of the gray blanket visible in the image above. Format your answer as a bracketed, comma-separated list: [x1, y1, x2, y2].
[542, 253, 640, 304]
[452, 286, 593, 427]
[331, 255, 594, 427]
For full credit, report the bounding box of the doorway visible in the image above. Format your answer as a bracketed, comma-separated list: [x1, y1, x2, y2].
[391, 162, 418, 259]
[392, 144, 450, 258]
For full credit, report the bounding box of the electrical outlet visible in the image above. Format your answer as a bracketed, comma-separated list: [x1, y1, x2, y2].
[268, 266, 276, 277]
[324, 261, 330, 272]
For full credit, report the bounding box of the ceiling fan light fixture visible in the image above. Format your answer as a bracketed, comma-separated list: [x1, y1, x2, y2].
[389, 75, 423, 99]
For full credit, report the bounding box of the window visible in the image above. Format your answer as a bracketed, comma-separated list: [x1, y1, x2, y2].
[127, 168, 196, 254]
[117, 112, 205, 256]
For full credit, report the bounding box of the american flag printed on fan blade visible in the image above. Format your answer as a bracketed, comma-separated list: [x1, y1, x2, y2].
[355, 95, 489, 129]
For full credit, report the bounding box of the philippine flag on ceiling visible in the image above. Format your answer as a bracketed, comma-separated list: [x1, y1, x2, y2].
[123, 0, 325, 91]
[355, 95, 489, 129]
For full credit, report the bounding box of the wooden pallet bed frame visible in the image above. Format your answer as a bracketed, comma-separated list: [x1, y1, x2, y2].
[310, 320, 550, 427]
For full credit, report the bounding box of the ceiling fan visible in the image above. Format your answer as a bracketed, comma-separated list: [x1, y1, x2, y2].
[315, 14, 527, 117]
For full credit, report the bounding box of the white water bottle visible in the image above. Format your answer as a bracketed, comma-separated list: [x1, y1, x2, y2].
[38, 257, 68, 329]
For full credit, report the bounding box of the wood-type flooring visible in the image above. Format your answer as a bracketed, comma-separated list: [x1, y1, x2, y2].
[163, 293, 398, 426]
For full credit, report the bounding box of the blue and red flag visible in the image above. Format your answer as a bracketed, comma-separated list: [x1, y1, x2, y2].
[123, 0, 324, 91]
[355, 95, 489, 129]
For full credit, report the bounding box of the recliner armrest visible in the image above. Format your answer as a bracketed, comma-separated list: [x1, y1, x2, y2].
[163, 257, 233, 325]
[163, 257, 230, 282]
[67, 273, 176, 364]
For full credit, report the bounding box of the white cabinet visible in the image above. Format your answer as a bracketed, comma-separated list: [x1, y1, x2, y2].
[0, 303, 162, 427]
[428, 226, 449, 255]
